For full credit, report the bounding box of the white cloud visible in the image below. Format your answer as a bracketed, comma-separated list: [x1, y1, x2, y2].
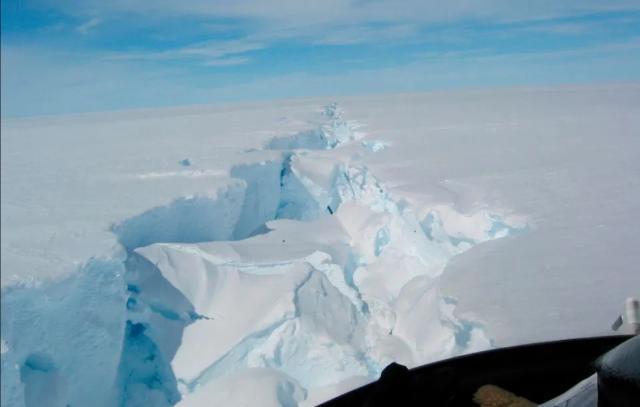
[76, 17, 101, 34]
[4, 37, 639, 117]
[414, 37, 640, 63]
[312, 23, 420, 45]
[104, 39, 264, 66]
[43, 0, 640, 44]
[52, 0, 640, 22]
[178, 40, 263, 59]
[4, 1, 640, 116]
[202, 56, 252, 66]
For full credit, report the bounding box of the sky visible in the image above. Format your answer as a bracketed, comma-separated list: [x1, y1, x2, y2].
[2, 1, 640, 117]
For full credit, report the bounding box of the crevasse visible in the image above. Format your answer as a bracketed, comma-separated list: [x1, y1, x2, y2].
[0, 105, 528, 407]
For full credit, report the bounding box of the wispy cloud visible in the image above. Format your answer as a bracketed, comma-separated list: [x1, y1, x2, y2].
[34, 0, 640, 44]
[312, 23, 420, 45]
[44, 0, 640, 22]
[76, 17, 101, 34]
[413, 37, 640, 63]
[105, 39, 264, 66]
[179, 40, 263, 58]
[202, 56, 252, 66]
[3, 1, 640, 116]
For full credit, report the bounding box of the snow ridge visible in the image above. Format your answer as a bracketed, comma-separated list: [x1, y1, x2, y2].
[0, 104, 527, 407]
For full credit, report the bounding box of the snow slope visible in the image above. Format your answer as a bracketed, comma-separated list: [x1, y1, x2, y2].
[2, 84, 639, 406]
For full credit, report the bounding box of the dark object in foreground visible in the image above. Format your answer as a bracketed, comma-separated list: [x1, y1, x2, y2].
[320, 335, 637, 407]
[596, 335, 640, 407]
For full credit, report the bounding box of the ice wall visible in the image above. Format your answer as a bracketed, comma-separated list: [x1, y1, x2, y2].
[1, 259, 127, 407]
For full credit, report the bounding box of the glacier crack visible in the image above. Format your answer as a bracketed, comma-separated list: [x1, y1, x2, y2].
[1, 103, 529, 407]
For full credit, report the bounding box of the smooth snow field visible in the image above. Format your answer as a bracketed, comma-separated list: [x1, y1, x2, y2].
[1, 84, 639, 406]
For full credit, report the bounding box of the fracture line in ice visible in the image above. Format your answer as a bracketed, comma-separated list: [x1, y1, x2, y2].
[0, 104, 528, 407]
[113, 104, 527, 405]
[266, 103, 364, 150]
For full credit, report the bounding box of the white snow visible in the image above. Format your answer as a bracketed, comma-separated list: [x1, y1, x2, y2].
[2, 84, 639, 407]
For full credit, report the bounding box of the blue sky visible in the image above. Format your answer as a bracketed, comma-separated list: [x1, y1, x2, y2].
[2, 1, 640, 117]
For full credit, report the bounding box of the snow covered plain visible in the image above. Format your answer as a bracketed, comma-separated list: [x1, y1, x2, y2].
[2, 84, 639, 406]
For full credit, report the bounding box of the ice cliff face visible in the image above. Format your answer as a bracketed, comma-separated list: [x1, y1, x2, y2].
[0, 104, 527, 407]
[1, 259, 127, 407]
